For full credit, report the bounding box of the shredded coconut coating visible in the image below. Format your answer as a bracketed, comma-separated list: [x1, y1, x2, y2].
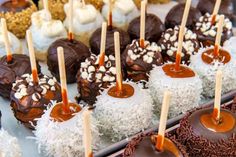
[0, 129, 22, 157]
[34, 102, 100, 157]
[94, 82, 153, 142]
[190, 46, 236, 98]
[149, 66, 202, 118]
[224, 37, 236, 58]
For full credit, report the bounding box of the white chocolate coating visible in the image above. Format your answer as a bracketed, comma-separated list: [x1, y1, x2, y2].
[190, 46, 236, 98]
[0, 129, 22, 157]
[0, 29, 22, 57]
[94, 82, 153, 142]
[102, 0, 139, 30]
[34, 102, 100, 157]
[149, 65, 202, 118]
[29, 10, 67, 60]
[64, 1, 104, 45]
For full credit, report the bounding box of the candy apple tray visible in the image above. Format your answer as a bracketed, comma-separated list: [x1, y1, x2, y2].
[95, 90, 236, 157]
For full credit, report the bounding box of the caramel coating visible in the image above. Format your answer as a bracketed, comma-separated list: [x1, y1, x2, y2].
[0, 2, 37, 38]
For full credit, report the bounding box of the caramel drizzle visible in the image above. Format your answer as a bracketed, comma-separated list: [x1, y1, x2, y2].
[62, 88, 70, 114]
[211, 14, 216, 25]
[201, 48, 231, 65]
[98, 53, 105, 67]
[7, 54, 12, 63]
[108, 83, 134, 98]
[155, 134, 164, 151]
[174, 53, 181, 71]
[68, 32, 73, 41]
[162, 64, 195, 78]
[32, 69, 38, 84]
[140, 39, 145, 49]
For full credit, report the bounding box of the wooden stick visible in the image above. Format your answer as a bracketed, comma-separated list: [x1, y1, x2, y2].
[156, 91, 171, 151]
[211, 0, 221, 24]
[99, 22, 107, 67]
[57, 47, 70, 114]
[43, 0, 49, 11]
[68, 0, 73, 40]
[1, 18, 12, 63]
[114, 32, 122, 92]
[83, 109, 93, 157]
[26, 30, 39, 84]
[175, 0, 192, 71]
[213, 15, 224, 57]
[108, 0, 113, 27]
[140, 0, 146, 48]
[213, 70, 222, 121]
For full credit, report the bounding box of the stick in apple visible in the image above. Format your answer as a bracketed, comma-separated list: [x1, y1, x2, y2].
[1, 18, 12, 63]
[155, 91, 171, 151]
[57, 47, 70, 114]
[99, 22, 107, 67]
[26, 30, 39, 84]
[114, 32, 123, 92]
[211, 0, 222, 24]
[212, 70, 223, 121]
[83, 109, 93, 157]
[139, 0, 146, 48]
[213, 15, 224, 57]
[175, 0, 192, 71]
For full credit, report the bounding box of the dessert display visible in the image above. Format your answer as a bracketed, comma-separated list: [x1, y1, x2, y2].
[94, 31, 153, 141]
[47, 3, 90, 83]
[0, 0, 37, 38]
[10, 30, 61, 129]
[29, 0, 67, 61]
[0, 19, 40, 99]
[197, 0, 234, 21]
[158, 26, 200, 64]
[177, 70, 236, 156]
[165, 3, 202, 29]
[34, 47, 100, 157]
[149, 1, 202, 118]
[123, 91, 188, 157]
[63, 0, 104, 46]
[77, 22, 117, 105]
[0, 26, 22, 57]
[127, 7, 165, 43]
[190, 16, 236, 97]
[89, 0, 130, 56]
[122, 2, 163, 82]
[101, 0, 139, 30]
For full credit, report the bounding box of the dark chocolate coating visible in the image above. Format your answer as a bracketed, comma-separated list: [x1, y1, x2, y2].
[197, 0, 234, 20]
[123, 133, 188, 157]
[0, 65, 15, 99]
[128, 14, 165, 43]
[122, 40, 163, 82]
[165, 3, 202, 29]
[0, 54, 41, 99]
[10, 74, 62, 129]
[47, 38, 90, 83]
[89, 26, 130, 56]
[177, 107, 236, 157]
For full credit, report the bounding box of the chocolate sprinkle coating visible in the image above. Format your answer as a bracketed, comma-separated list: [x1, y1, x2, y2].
[10, 74, 62, 129]
[89, 26, 131, 56]
[122, 40, 163, 82]
[0, 54, 41, 99]
[128, 14, 165, 43]
[77, 54, 117, 105]
[123, 132, 188, 157]
[197, 0, 234, 20]
[177, 107, 236, 157]
[165, 3, 202, 29]
[47, 38, 91, 83]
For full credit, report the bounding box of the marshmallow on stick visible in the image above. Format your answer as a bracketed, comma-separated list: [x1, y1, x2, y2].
[83, 109, 93, 157]
[68, 0, 73, 40]
[1, 18, 12, 63]
[213, 70, 223, 121]
[99, 22, 107, 66]
[175, 0, 192, 71]
[57, 47, 70, 114]
[211, 0, 222, 24]
[114, 32, 123, 92]
[213, 15, 224, 57]
[155, 91, 171, 151]
[139, 0, 146, 48]
[26, 30, 39, 83]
